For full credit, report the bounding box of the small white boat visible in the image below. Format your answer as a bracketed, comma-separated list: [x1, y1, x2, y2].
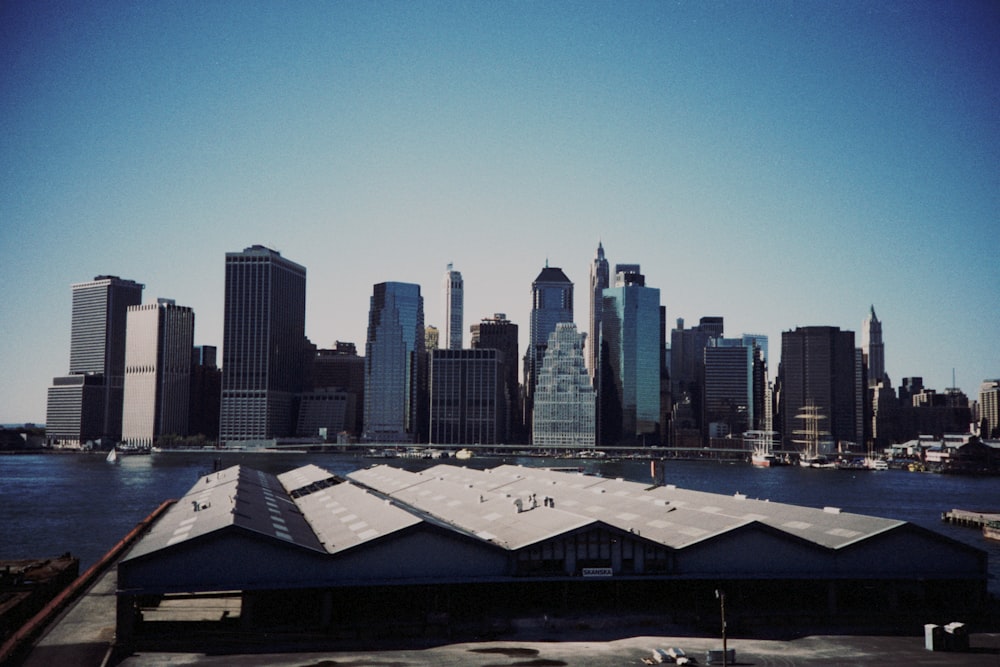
[106, 447, 118, 463]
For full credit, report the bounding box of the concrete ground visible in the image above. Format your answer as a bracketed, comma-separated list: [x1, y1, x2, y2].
[118, 632, 1000, 666]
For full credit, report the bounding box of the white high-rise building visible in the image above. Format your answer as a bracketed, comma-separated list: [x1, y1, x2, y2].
[980, 380, 1000, 438]
[443, 263, 463, 350]
[122, 299, 194, 447]
[532, 323, 595, 448]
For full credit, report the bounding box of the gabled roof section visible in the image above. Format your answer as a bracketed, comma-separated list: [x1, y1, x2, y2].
[293, 480, 423, 555]
[349, 465, 596, 550]
[427, 464, 906, 551]
[278, 463, 344, 498]
[123, 465, 324, 562]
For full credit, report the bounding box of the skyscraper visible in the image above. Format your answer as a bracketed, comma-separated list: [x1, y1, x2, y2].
[980, 380, 1000, 438]
[599, 267, 661, 445]
[429, 349, 504, 444]
[122, 299, 195, 446]
[532, 323, 595, 448]
[862, 305, 886, 386]
[46, 275, 144, 447]
[524, 263, 573, 435]
[588, 242, 609, 385]
[443, 263, 463, 350]
[364, 282, 425, 443]
[702, 339, 754, 439]
[669, 316, 724, 434]
[779, 326, 858, 449]
[470, 313, 521, 443]
[219, 245, 307, 445]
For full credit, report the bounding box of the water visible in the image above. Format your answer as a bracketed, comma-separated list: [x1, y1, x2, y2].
[2, 452, 998, 593]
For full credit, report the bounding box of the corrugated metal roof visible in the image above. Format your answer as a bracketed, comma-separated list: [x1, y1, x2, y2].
[127, 462, 910, 566]
[293, 482, 422, 554]
[123, 465, 324, 562]
[350, 464, 904, 551]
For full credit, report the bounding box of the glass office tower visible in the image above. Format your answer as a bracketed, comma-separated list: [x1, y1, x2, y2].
[600, 268, 661, 444]
[364, 282, 425, 443]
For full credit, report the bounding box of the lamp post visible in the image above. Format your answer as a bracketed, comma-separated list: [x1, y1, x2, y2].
[715, 588, 727, 666]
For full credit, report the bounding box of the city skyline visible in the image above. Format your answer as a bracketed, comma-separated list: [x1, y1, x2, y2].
[2, 3, 998, 423]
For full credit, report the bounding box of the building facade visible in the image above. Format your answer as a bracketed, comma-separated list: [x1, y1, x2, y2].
[980, 380, 1000, 438]
[122, 299, 195, 447]
[587, 242, 609, 385]
[779, 326, 858, 449]
[861, 305, 886, 386]
[532, 323, 595, 448]
[669, 316, 724, 436]
[443, 263, 463, 351]
[524, 265, 573, 437]
[599, 268, 661, 445]
[310, 342, 365, 436]
[219, 246, 307, 445]
[429, 349, 505, 444]
[702, 339, 753, 439]
[364, 282, 425, 443]
[46, 275, 144, 447]
[188, 346, 220, 441]
[470, 313, 521, 443]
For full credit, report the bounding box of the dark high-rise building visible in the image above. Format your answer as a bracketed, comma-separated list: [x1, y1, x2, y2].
[46, 275, 144, 447]
[364, 282, 425, 443]
[861, 305, 887, 387]
[669, 316, 724, 435]
[588, 242, 609, 385]
[429, 349, 505, 444]
[309, 342, 365, 436]
[189, 346, 220, 441]
[524, 264, 573, 437]
[702, 340, 753, 439]
[219, 246, 307, 445]
[470, 313, 521, 443]
[779, 326, 858, 449]
[899, 377, 924, 406]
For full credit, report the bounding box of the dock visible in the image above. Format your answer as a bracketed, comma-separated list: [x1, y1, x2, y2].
[941, 509, 1000, 528]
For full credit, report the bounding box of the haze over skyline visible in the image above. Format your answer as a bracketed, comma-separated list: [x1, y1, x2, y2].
[2, 2, 998, 424]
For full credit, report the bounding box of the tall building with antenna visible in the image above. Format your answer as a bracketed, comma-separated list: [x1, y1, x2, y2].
[588, 242, 609, 385]
[861, 305, 886, 386]
[443, 263, 463, 350]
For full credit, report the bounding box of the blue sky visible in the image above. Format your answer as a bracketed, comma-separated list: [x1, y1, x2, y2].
[2, 1, 997, 423]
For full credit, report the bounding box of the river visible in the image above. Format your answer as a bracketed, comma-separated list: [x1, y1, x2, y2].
[2, 451, 998, 593]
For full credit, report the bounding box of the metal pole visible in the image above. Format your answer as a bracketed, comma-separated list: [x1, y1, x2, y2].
[716, 588, 727, 666]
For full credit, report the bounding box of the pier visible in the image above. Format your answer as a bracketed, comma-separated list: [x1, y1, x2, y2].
[941, 509, 1000, 528]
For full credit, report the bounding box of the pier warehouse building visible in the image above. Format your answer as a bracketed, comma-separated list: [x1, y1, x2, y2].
[116, 464, 987, 645]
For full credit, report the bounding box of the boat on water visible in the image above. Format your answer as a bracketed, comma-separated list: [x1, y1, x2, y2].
[105, 447, 118, 463]
[867, 457, 889, 471]
[984, 521, 1000, 542]
[745, 430, 787, 467]
[792, 404, 836, 469]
